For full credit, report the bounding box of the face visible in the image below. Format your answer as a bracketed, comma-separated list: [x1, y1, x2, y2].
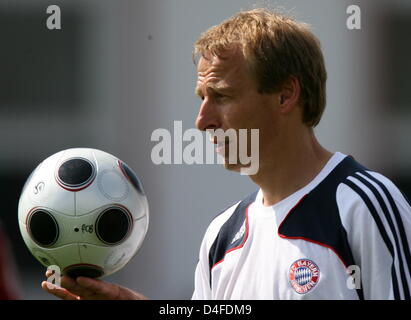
[195, 49, 281, 173]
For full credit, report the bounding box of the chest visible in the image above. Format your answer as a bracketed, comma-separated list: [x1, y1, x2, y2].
[210, 216, 359, 300]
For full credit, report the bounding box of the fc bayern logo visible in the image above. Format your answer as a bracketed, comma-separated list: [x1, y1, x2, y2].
[289, 259, 320, 294]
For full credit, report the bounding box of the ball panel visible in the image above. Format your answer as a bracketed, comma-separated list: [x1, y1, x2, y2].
[126, 214, 149, 256]
[31, 248, 59, 268]
[20, 150, 77, 217]
[95, 207, 132, 245]
[77, 243, 127, 277]
[41, 244, 82, 271]
[51, 210, 101, 246]
[28, 209, 59, 247]
[118, 160, 145, 195]
[74, 150, 124, 215]
[97, 170, 129, 201]
[63, 264, 104, 279]
[57, 158, 94, 188]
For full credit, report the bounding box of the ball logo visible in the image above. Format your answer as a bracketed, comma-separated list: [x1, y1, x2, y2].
[33, 182, 45, 194]
[289, 259, 320, 294]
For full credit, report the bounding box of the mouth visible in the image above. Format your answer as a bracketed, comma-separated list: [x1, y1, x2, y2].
[215, 140, 231, 154]
[209, 134, 232, 155]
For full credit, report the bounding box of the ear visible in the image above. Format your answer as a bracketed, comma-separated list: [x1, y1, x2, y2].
[278, 75, 301, 114]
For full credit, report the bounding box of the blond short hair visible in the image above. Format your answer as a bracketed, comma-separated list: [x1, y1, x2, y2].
[194, 8, 327, 127]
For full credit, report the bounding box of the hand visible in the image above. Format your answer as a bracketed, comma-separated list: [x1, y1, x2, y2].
[41, 269, 148, 300]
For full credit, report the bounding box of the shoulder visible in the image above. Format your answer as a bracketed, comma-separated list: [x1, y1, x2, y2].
[202, 201, 240, 249]
[336, 167, 411, 257]
[320, 154, 410, 215]
[201, 191, 258, 250]
[336, 168, 411, 219]
[335, 168, 411, 299]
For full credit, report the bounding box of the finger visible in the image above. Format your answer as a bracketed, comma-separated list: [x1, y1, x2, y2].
[45, 269, 53, 278]
[60, 276, 96, 298]
[41, 281, 79, 300]
[76, 277, 119, 299]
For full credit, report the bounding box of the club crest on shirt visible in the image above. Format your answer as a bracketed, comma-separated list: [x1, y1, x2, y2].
[289, 259, 320, 294]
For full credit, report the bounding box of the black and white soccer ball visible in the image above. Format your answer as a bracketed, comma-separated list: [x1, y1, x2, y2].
[18, 148, 149, 278]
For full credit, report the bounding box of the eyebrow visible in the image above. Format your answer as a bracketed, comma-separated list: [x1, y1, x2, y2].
[194, 84, 234, 97]
[194, 86, 202, 97]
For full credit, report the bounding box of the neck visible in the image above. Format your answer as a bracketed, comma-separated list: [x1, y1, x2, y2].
[250, 128, 332, 207]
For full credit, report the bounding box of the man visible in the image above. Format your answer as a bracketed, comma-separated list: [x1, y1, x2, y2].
[43, 8, 411, 300]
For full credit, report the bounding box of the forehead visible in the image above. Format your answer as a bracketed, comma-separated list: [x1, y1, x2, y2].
[196, 49, 253, 89]
[197, 50, 242, 71]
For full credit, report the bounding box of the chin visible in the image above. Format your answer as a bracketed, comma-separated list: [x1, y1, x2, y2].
[223, 161, 243, 172]
[223, 158, 259, 176]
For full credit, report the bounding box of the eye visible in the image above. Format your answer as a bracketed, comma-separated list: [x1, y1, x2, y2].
[214, 92, 229, 101]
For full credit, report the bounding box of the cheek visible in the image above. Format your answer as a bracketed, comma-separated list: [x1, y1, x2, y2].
[222, 100, 258, 128]
[221, 93, 277, 130]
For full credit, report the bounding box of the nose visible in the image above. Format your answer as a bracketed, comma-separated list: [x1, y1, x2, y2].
[195, 98, 221, 131]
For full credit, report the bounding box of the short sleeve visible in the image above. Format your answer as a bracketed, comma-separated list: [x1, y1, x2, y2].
[337, 171, 411, 300]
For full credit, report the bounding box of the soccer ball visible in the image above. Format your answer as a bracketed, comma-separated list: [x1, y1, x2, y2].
[18, 148, 149, 278]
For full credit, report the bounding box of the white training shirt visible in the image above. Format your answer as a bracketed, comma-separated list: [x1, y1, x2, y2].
[192, 152, 411, 300]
